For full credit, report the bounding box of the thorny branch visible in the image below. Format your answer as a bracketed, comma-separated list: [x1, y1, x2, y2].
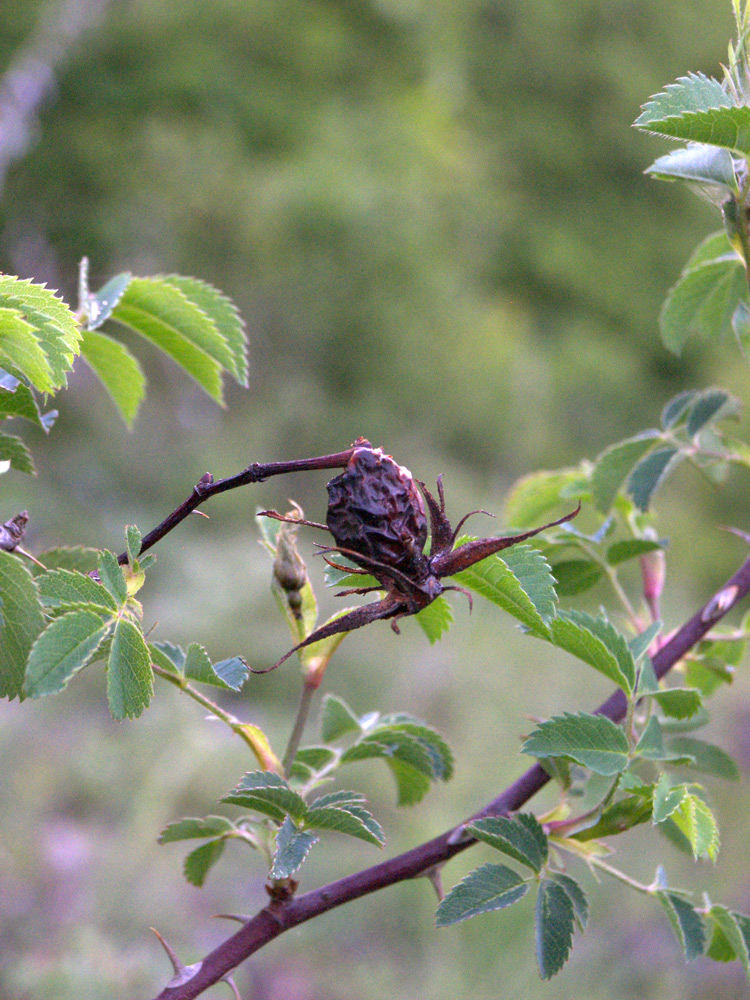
[148, 546, 750, 1000]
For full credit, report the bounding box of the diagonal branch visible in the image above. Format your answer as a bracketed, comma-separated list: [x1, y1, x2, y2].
[150, 551, 750, 1000]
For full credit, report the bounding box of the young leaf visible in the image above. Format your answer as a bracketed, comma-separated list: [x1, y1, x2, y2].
[24, 609, 109, 697]
[659, 253, 746, 354]
[657, 891, 706, 960]
[606, 538, 663, 566]
[110, 277, 226, 402]
[670, 794, 720, 861]
[627, 447, 682, 511]
[270, 817, 319, 879]
[0, 550, 45, 698]
[0, 308, 55, 393]
[504, 468, 587, 527]
[85, 272, 132, 329]
[645, 145, 737, 197]
[435, 863, 528, 926]
[211, 656, 249, 691]
[320, 693, 362, 742]
[183, 839, 226, 888]
[304, 803, 385, 846]
[222, 771, 306, 822]
[705, 906, 750, 974]
[591, 432, 660, 513]
[521, 712, 630, 776]
[0, 276, 81, 388]
[572, 793, 653, 840]
[653, 774, 688, 823]
[97, 550, 127, 605]
[549, 611, 634, 694]
[80, 329, 146, 428]
[466, 814, 548, 873]
[107, 618, 153, 720]
[535, 876, 577, 979]
[650, 688, 703, 720]
[159, 816, 235, 843]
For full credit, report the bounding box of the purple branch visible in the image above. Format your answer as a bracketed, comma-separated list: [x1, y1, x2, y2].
[150, 552, 750, 1000]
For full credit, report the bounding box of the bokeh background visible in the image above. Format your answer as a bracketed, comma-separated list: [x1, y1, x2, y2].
[1, 1, 750, 997]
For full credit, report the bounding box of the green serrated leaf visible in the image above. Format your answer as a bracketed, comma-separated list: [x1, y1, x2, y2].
[591, 433, 660, 513]
[627, 447, 682, 512]
[97, 550, 127, 605]
[659, 249, 745, 354]
[34, 547, 100, 574]
[320, 693, 362, 742]
[305, 803, 385, 846]
[521, 712, 629, 776]
[658, 890, 706, 960]
[161, 275, 248, 385]
[271, 816, 319, 879]
[548, 873, 589, 930]
[550, 611, 634, 693]
[125, 525, 141, 566]
[0, 551, 45, 698]
[573, 793, 653, 840]
[671, 793, 720, 861]
[635, 716, 688, 761]
[80, 329, 146, 428]
[550, 559, 603, 596]
[535, 877, 577, 979]
[650, 688, 703, 720]
[183, 838, 226, 887]
[111, 277, 226, 403]
[24, 609, 109, 698]
[37, 567, 118, 612]
[107, 618, 153, 720]
[222, 771, 306, 822]
[453, 542, 555, 638]
[706, 906, 749, 973]
[415, 594, 454, 643]
[467, 813, 548, 873]
[0, 308, 55, 393]
[662, 390, 700, 429]
[0, 432, 34, 474]
[384, 756, 431, 806]
[149, 640, 185, 675]
[159, 816, 235, 843]
[665, 737, 740, 780]
[289, 745, 337, 782]
[0, 276, 81, 388]
[686, 388, 738, 436]
[0, 381, 45, 428]
[212, 656, 249, 691]
[630, 623, 662, 666]
[436, 863, 528, 927]
[653, 774, 688, 824]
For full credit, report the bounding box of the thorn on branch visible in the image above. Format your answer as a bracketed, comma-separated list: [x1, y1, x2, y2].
[421, 864, 445, 901]
[150, 927, 203, 988]
[701, 584, 740, 624]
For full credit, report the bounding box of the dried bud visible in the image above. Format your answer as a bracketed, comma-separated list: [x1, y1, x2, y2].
[326, 439, 428, 579]
[0, 511, 28, 552]
[273, 507, 308, 618]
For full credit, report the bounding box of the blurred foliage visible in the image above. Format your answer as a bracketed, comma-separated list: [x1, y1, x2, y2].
[2, 1, 750, 999]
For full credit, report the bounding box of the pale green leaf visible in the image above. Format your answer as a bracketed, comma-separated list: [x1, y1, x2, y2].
[0, 382, 45, 428]
[107, 618, 153, 720]
[85, 273, 132, 330]
[659, 254, 746, 354]
[706, 906, 749, 974]
[504, 468, 587, 527]
[97, 550, 127, 605]
[591, 432, 661, 513]
[183, 839, 225, 887]
[671, 794, 720, 860]
[125, 525, 141, 565]
[159, 816, 235, 843]
[0, 276, 81, 387]
[650, 688, 703, 720]
[436, 863, 528, 926]
[645, 145, 737, 197]
[415, 594, 454, 643]
[80, 329, 146, 428]
[24, 609, 109, 698]
[320, 693, 362, 742]
[0, 308, 55, 393]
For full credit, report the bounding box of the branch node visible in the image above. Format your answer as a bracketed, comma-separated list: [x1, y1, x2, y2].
[446, 823, 473, 846]
[212, 912, 253, 924]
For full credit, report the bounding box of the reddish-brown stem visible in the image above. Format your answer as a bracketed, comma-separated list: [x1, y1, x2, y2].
[150, 552, 750, 1000]
[117, 449, 355, 565]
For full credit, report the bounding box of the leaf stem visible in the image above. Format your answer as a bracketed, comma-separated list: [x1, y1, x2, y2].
[282, 680, 318, 777]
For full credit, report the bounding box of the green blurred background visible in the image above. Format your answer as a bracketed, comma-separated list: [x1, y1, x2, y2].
[2, 0, 750, 997]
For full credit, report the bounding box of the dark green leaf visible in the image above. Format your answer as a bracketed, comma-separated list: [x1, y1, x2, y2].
[436, 863, 528, 926]
[222, 771, 306, 822]
[384, 756, 431, 806]
[705, 906, 749, 973]
[0, 382, 45, 428]
[183, 839, 226, 887]
[466, 813, 548, 873]
[271, 817, 319, 879]
[627, 447, 682, 511]
[548, 873, 589, 930]
[573, 794, 652, 840]
[665, 737, 740, 780]
[25, 609, 109, 697]
[635, 716, 688, 761]
[658, 890, 706, 960]
[521, 712, 629, 776]
[80, 329, 146, 428]
[107, 618, 153, 720]
[535, 877, 577, 979]
[606, 539, 663, 566]
[159, 816, 235, 843]
[0, 432, 34, 473]
[550, 559, 603, 596]
[0, 551, 45, 698]
[686, 388, 738, 436]
[305, 803, 385, 846]
[661, 390, 699, 429]
[320, 693, 362, 742]
[97, 550, 127, 605]
[659, 253, 745, 354]
[591, 432, 660, 513]
[550, 611, 634, 693]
